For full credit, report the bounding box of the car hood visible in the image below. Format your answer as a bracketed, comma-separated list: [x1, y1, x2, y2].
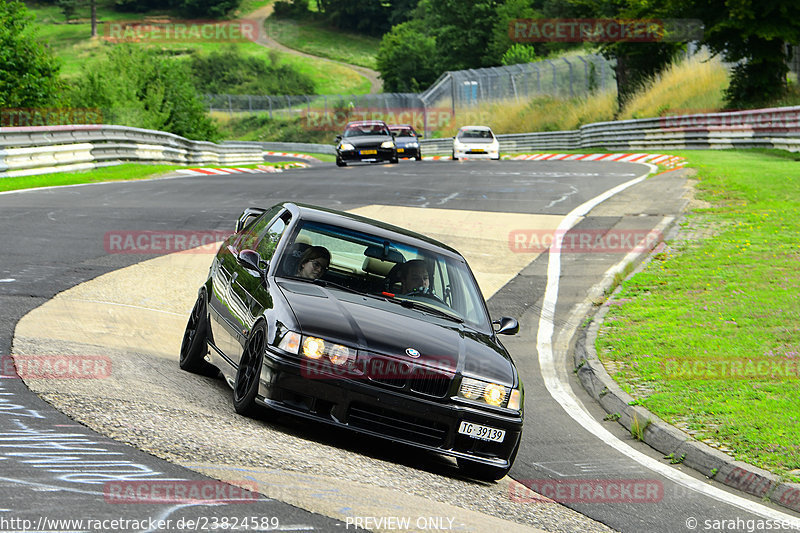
[278, 280, 516, 385]
[342, 135, 392, 147]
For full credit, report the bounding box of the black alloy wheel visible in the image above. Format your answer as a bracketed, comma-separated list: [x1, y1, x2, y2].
[233, 321, 267, 416]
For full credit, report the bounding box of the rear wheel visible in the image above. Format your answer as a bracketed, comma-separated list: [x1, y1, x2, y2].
[179, 293, 215, 376]
[233, 321, 267, 416]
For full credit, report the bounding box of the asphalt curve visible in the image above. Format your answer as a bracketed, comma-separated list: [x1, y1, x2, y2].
[2, 160, 799, 533]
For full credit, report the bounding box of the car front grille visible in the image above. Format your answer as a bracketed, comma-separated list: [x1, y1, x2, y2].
[364, 355, 453, 398]
[347, 403, 448, 447]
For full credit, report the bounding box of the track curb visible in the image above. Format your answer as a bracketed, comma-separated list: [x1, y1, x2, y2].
[569, 183, 800, 514]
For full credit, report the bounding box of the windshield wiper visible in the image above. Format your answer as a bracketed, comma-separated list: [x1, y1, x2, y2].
[383, 296, 464, 323]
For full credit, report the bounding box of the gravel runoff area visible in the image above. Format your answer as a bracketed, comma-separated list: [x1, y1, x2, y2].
[12, 212, 616, 533]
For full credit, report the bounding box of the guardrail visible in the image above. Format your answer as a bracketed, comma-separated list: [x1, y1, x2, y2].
[2, 106, 799, 176]
[419, 106, 800, 155]
[0, 125, 264, 178]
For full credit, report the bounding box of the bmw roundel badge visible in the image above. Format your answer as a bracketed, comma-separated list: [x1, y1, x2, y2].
[405, 348, 420, 358]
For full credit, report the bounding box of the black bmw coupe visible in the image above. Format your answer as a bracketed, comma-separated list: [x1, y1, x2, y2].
[335, 120, 398, 166]
[179, 203, 523, 480]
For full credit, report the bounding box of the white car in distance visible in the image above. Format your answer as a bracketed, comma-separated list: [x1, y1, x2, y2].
[452, 125, 500, 161]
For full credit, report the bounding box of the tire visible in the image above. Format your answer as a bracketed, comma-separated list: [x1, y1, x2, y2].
[233, 321, 267, 417]
[390, 157, 399, 164]
[415, 155, 422, 161]
[452, 151, 458, 161]
[456, 439, 519, 482]
[179, 293, 215, 376]
[336, 157, 346, 167]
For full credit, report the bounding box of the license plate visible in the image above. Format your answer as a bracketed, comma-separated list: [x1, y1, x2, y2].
[469, 149, 485, 154]
[397, 148, 405, 153]
[458, 421, 505, 442]
[360, 149, 377, 155]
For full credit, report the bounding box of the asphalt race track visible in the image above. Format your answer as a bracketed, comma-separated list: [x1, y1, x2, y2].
[2, 159, 799, 533]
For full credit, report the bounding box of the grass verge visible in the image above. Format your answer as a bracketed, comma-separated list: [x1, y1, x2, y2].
[264, 16, 379, 70]
[596, 149, 800, 480]
[0, 160, 313, 193]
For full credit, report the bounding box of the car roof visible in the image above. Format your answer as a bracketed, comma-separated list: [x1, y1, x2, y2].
[459, 125, 492, 131]
[280, 202, 462, 258]
[388, 124, 414, 129]
[346, 120, 388, 127]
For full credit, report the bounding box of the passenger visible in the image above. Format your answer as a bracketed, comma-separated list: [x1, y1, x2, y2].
[296, 246, 330, 280]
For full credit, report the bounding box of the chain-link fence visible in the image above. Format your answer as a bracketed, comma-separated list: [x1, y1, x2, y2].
[205, 54, 615, 137]
[419, 54, 613, 110]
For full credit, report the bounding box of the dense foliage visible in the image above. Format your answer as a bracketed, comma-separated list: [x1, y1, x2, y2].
[666, 0, 800, 107]
[0, 0, 62, 108]
[68, 45, 219, 140]
[190, 47, 316, 95]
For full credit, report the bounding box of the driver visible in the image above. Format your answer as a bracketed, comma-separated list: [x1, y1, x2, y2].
[400, 259, 430, 294]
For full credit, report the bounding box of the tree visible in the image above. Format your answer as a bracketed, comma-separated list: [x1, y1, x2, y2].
[69, 46, 218, 140]
[376, 21, 438, 91]
[566, 0, 684, 107]
[668, 0, 800, 107]
[0, 0, 62, 108]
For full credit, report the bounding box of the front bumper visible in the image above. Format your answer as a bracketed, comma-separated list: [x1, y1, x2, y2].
[338, 147, 396, 163]
[257, 350, 523, 467]
[396, 145, 420, 159]
[454, 147, 499, 160]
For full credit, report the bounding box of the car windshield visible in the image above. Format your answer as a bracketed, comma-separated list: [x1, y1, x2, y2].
[343, 124, 389, 137]
[457, 129, 493, 140]
[390, 127, 416, 137]
[278, 220, 491, 331]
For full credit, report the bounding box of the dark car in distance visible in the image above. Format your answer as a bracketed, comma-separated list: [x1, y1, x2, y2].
[335, 120, 397, 166]
[179, 203, 524, 481]
[388, 124, 422, 161]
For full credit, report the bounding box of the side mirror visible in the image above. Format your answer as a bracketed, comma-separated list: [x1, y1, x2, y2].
[493, 316, 519, 336]
[236, 207, 266, 233]
[335, 135, 342, 143]
[237, 249, 268, 275]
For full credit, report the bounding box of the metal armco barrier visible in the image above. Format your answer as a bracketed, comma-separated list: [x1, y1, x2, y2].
[2, 106, 799, 176]
[0, 125, 264, 178]
[419, 105, 800, 155]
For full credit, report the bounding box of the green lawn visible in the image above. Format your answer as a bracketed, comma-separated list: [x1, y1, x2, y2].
[264, 16, 380, 70]
[596, 149, 800, 481]
[27, 3, 371, 94]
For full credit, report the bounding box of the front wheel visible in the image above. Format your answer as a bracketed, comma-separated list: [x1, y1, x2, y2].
[336, 157, 346, 167]
[179, 293, 215, 376]
[233, 321, 267, 417]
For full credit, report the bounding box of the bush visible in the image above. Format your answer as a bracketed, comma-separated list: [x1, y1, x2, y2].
[190, 46, 315, 95]
[68, 45, 218, 141]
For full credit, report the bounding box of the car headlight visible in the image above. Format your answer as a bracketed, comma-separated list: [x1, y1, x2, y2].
[339, 142, 355, 151]
[299, 335, 355, 366]
[458, 377, 521, 410]
[407, 142, 419, 148]
[380, 140, 395, 149]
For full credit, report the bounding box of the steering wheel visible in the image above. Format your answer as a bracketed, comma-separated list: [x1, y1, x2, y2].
[406, 286, 445, 304]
